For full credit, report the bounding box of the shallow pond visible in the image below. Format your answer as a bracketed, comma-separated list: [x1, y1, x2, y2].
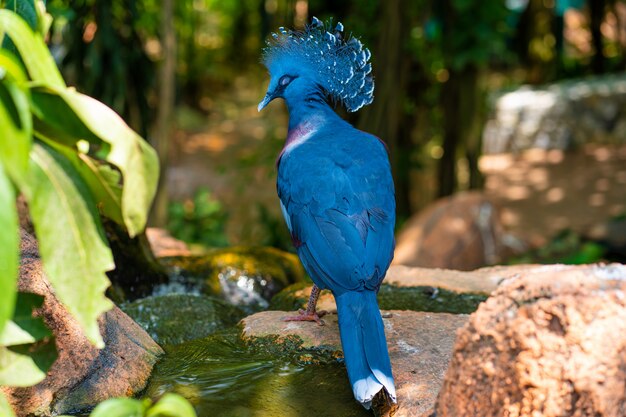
[142, 329, 369, 417]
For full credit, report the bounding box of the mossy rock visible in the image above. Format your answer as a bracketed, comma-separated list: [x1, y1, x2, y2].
[269, 283, 487, 314]
[121, 293, 245, 346]
[377, 285, 487, 314]
[159, 246, 308, 312]
[268, 282, 315, 311]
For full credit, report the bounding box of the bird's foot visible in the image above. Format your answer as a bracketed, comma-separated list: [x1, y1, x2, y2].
[283, 309, 328, 326]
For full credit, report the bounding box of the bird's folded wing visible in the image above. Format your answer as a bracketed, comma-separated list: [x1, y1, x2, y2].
[278, 143, 395, 293]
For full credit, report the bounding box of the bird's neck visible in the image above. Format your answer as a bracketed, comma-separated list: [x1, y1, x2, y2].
[286, 97, 342, 136]
[276, 97, 343, 165]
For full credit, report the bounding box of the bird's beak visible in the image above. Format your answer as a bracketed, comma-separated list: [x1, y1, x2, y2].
[257, 93, 274, 112]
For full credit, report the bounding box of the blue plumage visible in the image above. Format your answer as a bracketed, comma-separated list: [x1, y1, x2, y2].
[259, 18, 396, 409]
[261, 17, 374, 112]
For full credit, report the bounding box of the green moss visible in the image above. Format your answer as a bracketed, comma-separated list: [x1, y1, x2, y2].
[242, 332, 343, 366]
[159, 247, 309, 312]
[377, 284, 487, 314]
[270, 283, 487, 314]
[121, 294, 245, 346]
[267, 282, 313, 311]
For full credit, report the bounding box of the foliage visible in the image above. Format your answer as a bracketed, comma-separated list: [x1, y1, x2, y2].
[46, 0, 157, 137]
[0, 1, 158, 410]
[167, 187, 229, 248]
[434, 0, 511, 71]
[55, 393, 197, 417]
[0, 294, 56, 388]
[509, 230, 606, 265]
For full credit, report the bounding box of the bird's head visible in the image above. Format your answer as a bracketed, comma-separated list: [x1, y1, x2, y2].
[258, 17, 374, 113]
[257, 60, 315, 112]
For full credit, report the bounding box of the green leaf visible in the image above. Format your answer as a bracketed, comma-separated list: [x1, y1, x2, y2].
[29, 86, 159, 236]
[9, 335, 56, 375]
[34, 0, 53, 37]
[146, 393, 197, 417]
[90, 397, 147, 417]
[0, 346, 44, 386]
[0, 78, 32, 182]
[21, 143, 114, 348]
[0, 293, 50, 346]
[0, 9, 64, 87]
[0, 49, 28, 84]
[52, 145, 125, 228]
[0, 391, 16, 417]
[0, 162, 18, 335]
[3, 0, 37, 30]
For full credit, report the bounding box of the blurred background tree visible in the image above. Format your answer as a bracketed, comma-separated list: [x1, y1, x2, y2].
[39, 0, 626, 246]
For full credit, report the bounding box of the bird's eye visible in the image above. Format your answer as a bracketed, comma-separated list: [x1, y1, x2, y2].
[279, 75, 292, 87]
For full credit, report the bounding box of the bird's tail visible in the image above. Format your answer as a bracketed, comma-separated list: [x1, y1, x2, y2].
[335, 290, 396, 409]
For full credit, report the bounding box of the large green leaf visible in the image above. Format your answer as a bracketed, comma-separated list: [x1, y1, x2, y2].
[146, 393, 197, 417]
[0, 391, 16, 417]
[53, 145, 125, 228]
[3, 0, 37, 30]
[0, 9, 64, 87]
[0, 78, 32, 182]
[21, 143, 114, 348]
[0, 293, 50, 346]
[0, 346, 45, 386]
[35, 137, 125, 227]
[30, 87, 159, 237]
[0, 162, 18, 334]
[0, 293, 57, 386]
[0, 49, 28, 84]
[89, 397, 147, 417]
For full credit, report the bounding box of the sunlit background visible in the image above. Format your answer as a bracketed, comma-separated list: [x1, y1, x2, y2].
[44, 0, 626, 261]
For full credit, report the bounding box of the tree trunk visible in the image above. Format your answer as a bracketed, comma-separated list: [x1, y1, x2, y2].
[150, 0, 176, 227]
[589, 0, 606, 74]
[357, 0, 412, 220]
[465, 70, 485, 190]
[438, 66, 482, 197]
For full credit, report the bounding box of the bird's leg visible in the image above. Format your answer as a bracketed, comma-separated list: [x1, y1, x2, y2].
[283, 285, 327, 325]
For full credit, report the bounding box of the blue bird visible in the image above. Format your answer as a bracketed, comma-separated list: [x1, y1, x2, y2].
[258, 18, 397, 410]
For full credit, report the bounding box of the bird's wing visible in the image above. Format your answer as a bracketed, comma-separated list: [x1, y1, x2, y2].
[277, 132, 395, 293]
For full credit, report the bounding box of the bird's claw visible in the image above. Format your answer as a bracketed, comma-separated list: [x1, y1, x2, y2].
[284, 309, 328, 326]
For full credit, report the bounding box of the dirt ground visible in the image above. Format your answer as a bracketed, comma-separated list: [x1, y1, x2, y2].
[165, 77, 626, 249]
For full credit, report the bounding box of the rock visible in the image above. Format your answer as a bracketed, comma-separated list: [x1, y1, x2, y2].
[435, 263, 626, 417]
[121, 293, 245, 346]
[2, 230, 163, 417]
[393, 192, 512, 271]
[269, 265, 554, 315]
[269, 282, 487, 315]
[159, 246, 307, 312]
[483, 74, 626, 154]
[386, 264, 541, 294]
[146, 227, 191, 257]
[241, 310, 468, 417]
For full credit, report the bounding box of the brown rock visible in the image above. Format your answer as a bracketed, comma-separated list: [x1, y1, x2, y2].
[278, 264, 549, 313]
[393, 192, 514, 270]
[2, 231, 163, 416]
[435, 263, 626, 417]
[386, 264, 549, 294]
[146, 227, 191, 257]
[241, 310, 468, 417]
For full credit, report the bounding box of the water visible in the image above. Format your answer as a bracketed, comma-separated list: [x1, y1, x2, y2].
[143, 329, 369, 417]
